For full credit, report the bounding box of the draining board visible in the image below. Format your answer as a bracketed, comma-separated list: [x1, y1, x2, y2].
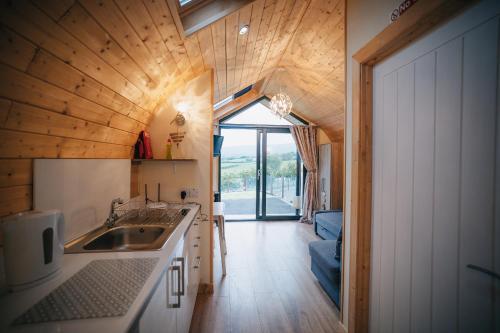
[13, 258, 159, 325]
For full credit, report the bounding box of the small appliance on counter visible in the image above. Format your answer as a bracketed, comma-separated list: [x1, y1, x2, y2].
[1, 210, 64, 292]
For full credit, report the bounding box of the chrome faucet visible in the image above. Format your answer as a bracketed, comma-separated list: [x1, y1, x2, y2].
[105, 198, 124, 228]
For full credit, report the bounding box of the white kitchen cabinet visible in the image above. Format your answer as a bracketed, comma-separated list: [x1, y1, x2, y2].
[185, 215, 201, 331]
[137, 251, 177, 333]
[177, 213, 201, 333]
[134, 212, 201, 333]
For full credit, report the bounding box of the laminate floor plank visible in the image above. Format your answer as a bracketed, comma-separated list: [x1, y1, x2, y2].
[254, 292, 295, 333]
[229, 269, 263, 333]
[189, 221, 344, 333]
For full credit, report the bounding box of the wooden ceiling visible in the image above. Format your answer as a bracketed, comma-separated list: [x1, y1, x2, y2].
[185, 0, 346, 141]
[263, 0, 345, 141]
[124, 0, 345, 140]
[0, 0, 345, 159]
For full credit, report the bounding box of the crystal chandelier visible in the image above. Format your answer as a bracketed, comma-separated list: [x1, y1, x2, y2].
[270, 93, 292, 118]
[270, 68, 292, 118]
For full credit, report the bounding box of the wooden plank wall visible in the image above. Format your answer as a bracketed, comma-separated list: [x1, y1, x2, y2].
[0, 0, 191, 217]
[0, 159, 32, 217]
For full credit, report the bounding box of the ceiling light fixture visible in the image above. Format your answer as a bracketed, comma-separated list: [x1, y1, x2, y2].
[270, 68, 292, 118]
[239, 25, 249, 35]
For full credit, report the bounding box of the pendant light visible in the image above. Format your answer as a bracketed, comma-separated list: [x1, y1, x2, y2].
[270, 68, 293, 118]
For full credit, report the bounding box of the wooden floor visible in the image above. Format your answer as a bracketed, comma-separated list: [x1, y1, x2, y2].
[189, 221, 344, 333]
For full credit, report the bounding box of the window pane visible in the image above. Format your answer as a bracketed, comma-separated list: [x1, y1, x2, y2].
[265, 132, 298, 216]
[220, 129, 257, 220]
[223, 102, 293, 126]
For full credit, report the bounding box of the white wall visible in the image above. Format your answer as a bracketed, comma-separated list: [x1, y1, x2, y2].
[0, 159, 131, 294]
[33, 159, 131, 242]
[142, 71, 213, 284]
[344, 0, 399, 326]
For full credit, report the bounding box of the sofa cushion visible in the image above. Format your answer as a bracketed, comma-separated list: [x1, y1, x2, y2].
[315, 211, 342, 240]
[308, 240, 341, 284]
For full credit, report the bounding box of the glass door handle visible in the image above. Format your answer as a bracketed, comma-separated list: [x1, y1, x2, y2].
[467, 264, 500, 280]
[257, 169, 262, 179]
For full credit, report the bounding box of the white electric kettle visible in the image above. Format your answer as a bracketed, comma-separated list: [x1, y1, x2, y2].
[2, 210, 64, 291]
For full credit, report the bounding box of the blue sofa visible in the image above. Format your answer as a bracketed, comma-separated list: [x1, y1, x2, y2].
[309, 210, 342, 308]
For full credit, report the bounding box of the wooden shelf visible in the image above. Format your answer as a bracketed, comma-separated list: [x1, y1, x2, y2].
[132, 159, 196, 164]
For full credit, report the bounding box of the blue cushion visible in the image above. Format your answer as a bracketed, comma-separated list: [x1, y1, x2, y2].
[308, 240, 341, 285]
[311, 260, 340, 307]
[314, 211, 342, 240]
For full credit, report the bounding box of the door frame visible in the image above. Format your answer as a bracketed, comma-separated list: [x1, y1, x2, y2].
[348, 0, 477, 332]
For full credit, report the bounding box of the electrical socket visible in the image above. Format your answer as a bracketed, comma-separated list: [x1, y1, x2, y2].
[180, 188, 188, 200]
[179, 187, 199, 199]
[189, 188, 199, 198]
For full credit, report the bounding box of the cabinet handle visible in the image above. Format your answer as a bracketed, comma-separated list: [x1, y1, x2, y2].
[193, 244, 199, 248]
[173, 257, 185, 296]
[196, 236, 201, 240]
[167, 266, 181, 308]
[194, 223, 199, 226]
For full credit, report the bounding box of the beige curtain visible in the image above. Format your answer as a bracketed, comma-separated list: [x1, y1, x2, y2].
[291, 125, 319, 224]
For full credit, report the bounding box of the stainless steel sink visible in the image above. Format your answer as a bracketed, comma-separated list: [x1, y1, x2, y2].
[64, 207, 190, 253]
[83, 226, 167, 251]
[65, 224, 175, 253]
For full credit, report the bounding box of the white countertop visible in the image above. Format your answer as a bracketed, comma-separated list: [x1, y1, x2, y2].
[0, 204, 200, 333]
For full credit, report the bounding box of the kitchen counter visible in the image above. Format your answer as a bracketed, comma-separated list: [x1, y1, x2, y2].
[0, 203, 200, 333]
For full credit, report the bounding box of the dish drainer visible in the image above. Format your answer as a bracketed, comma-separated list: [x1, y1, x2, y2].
[114, 199, 188, 227]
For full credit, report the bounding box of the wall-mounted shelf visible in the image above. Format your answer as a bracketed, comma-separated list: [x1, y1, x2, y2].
[132, 159, 197, 165]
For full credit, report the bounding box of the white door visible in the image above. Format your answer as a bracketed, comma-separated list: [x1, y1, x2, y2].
[370, 1, 500, 333]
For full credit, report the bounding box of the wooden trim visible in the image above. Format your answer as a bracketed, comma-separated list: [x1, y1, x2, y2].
[348, 0, 477, 332]
[349, 61, 373, 333]
[166, 0, 187, 39]
[197, 282, 214, 294]
[213, 88, 262, 121]
[353, 0, 476, 64]
[340, 0, 347, 323]
[209, 68, 215, 287]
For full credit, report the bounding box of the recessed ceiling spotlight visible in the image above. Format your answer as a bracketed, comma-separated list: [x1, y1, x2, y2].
[239, 25, 249, 35]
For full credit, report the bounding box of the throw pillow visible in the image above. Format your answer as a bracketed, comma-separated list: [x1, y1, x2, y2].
[335, 228, 342, 260]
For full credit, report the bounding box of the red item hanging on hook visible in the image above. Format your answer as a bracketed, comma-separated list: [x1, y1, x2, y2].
[134, 131, 153, 159]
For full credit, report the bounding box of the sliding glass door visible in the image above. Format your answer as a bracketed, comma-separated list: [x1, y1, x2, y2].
[218, 97, 305, 220]
[219, 128, 258, 220]
[220, 127, 301, 221]
[260, 130, 300, 218]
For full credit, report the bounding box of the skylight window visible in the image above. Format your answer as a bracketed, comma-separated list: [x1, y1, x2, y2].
[214, 95, 234, 110]
[179, 0, 193, 6]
